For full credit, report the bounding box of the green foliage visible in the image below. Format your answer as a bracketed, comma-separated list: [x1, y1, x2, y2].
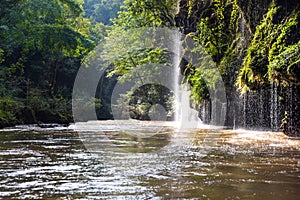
[184, 63, 210, 105]
[0, 0, 96, 125]
[268, 10, 300, 86]
[268, 40, 300, 85]
[102, 26, 173, 118]
[89, 22, 107, 43]
[0, 0, 94, 79]
[237, 2, 300, 92]
[82, 0, 123, 44]
[193, 0, 238, 63]
[100, 0, 179, 119]
[83, 0, 123, 25]
[72, 96, 102, 121]
[0, 49, 4, 63]
[103, 25, 170, 83]
[0, 96, 24, 127]
[185, 0, 244, 103]
[237, 3, 278, 92]
[129, 84, 174, 120]
[113, 0, 178, 28]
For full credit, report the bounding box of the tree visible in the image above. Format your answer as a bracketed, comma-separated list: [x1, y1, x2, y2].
[113, 0, 178, 28]
[97, 0, 178, 119]
[83, 0, 123, 25]
[0, 0, 94, 126]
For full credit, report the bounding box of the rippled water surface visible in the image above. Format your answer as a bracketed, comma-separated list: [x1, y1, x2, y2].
[0, 121, 299, 199]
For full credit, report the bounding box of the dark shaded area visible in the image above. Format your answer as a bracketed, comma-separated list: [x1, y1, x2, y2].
[128, 84, 175, 121]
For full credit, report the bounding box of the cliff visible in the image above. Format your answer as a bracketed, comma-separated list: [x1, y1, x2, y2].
[175, 0, 300, 136]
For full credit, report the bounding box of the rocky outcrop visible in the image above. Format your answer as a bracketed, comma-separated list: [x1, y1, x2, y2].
[175, 0, 300, 135]
[175, 0, 212, 34]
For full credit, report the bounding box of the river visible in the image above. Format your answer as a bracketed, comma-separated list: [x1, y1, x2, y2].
[0, 121, 299, 199]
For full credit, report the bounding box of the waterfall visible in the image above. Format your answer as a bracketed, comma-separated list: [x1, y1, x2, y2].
[173, 30, 181, 123]
[242, 93, 247, 128]
[259, 88, 264, 127]
[234, 12, 248, 130]
[172, 31, 202, 129]
[270, 83, 279, 131]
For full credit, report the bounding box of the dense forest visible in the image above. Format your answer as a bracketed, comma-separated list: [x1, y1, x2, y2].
[0, 0, 123, 126]
[0, 0, 299, 136]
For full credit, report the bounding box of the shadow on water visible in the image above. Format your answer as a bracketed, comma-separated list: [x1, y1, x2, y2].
[0, 122, 299, 199]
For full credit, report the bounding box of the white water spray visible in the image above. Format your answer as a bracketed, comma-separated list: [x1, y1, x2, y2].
[172, 31, 202, 129]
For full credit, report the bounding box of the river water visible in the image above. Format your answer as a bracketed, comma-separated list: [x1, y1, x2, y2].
[0, 121, 299, 199]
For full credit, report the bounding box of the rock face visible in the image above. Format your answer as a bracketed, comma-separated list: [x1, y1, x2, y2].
[236, 0, 272, 32]
[281, 86, 300, 137]
[175, 0, 211, 34]
[175, 0, 300, 136]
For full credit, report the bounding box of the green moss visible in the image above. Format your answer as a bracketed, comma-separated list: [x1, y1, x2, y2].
[237, 1, 300, 91]
[268, 40, 300, 85]
[268, 10, 300, 86]
[237, 2, 279, 92]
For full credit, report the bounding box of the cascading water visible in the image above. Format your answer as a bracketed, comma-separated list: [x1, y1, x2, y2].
[173, 30, 181, 123]
[270, 83, 277, 131]
[234, 12, 287, 132]
[172, 31, 202, 129]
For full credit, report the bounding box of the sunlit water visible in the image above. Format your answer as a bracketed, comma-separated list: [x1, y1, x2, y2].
[0, 121, 299, 199]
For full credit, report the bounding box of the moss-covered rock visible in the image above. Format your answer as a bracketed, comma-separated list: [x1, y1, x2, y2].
[176, 0, 300, 135]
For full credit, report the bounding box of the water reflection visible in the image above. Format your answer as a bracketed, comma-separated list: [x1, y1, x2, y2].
[0, 123, 299, 199]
